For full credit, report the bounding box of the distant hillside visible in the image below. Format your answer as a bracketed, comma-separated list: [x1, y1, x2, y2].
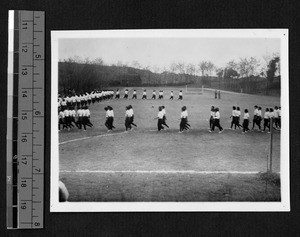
[58, 62, 280, 96]
[58, 62, 200, 93]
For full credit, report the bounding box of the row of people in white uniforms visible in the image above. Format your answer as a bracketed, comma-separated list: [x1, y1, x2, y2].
[58, 106, 93, 131]
[117, 89, 183, 100]
[58, 90, 114, 109]
[228, 105, 281, 133]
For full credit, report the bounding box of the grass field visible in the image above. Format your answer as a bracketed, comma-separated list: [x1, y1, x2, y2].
[59, 87, 281, 201]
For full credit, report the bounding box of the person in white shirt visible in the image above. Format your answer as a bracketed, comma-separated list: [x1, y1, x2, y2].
[158, 90, 163, 99]
[262, 108, 270, 132]
[142, 89, 147, 99]
[106, 106, 115, 131]
[61, 99, 67, 110]
[128, 105, 137, 128]
[210, 107, 223, 133]
[71, 95, 76, 107]
[58, 109, 65, 131]
[155, 106, 165, 131]
[268, 108, 275, 133]
[84, 106, 93, 128]
[242, 109, 250, 133]
[124, 89, 129, 99]
[161, 105, 169, 129]
[178, 90, 183, 100]
[230, 106, 237, 129]
[256, 107, 262, 130]
[87, 93, 92, 105]
[63, 108, 73, 130]
[115, 89, 120, 99]
[125, 106, 132, 131]
[76, 107, 83, 130]
[132, 90, 137, 99]
[80, 106, 87, 131]
[151, 90, 156, 100]
[169, 91, 174, 100]
[104, 107, 110, 130]
[235, 107, 242, 129]
[95, 91, 100, 103]
[252, 105, 259, 130]
[179, 106, 187, 133]
[65, 95, 71, 107]
[69, 107, 77, 128]
[75, 94, 81, 107]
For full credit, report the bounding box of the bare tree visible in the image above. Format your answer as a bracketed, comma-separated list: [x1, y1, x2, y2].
[92, 57, 104, 65]
[198, 61, 208, 76]
[186, 63, 196, 75]
[176, 62, 185, 74]
[238, 57, 260, 77]
[226, 60, 238, 71]
[84, 57, 91, 64]
[131, 60, 141, 69]
[206, 61, 215, 76]
[170, 63, 177, 74]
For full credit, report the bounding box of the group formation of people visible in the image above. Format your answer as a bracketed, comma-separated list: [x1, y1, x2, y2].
[58, 89, 115, 131]
[58, 90, 115, 109]
[208, 105, 281, 134]
[58, 106, 93, 131]
[58, 88, 281, 134]
[119, 89, 183, 100]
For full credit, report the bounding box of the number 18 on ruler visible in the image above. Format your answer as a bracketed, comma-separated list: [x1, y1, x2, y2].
[7, 10, 45, 229]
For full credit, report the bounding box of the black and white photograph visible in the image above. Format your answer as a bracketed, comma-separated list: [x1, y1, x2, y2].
[51, 29, 289, 212]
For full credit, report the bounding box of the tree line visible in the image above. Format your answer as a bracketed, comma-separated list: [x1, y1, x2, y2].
[58, 54, 280, 94]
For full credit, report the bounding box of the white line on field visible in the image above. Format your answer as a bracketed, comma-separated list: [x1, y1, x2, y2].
[59, 127, 272, 145]
[60, 170, 265, 174]
[59, 131, 126, 145]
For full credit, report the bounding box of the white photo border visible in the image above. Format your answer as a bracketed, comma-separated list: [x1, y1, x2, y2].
[51, 29, 289, 212]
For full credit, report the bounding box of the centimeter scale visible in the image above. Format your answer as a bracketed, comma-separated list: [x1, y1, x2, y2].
[7, 10, 45, 229]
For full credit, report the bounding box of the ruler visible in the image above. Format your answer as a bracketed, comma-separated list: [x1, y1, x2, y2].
[7, 10, 45, 229]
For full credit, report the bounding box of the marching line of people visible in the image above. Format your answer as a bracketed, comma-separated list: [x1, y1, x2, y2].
[223, 105, 281, 134]
[120, 89, 183, 100]
[58, 89, 280, 134]
[58, 89, 115, 110]
[59, 89, 185, 110]
[58, 106, 93, 131]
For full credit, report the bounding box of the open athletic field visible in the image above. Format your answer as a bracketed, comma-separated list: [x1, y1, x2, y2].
[59, 87, 281, 202]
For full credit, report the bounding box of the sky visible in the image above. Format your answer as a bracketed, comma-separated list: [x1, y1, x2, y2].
[58, 37, 280, 73]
